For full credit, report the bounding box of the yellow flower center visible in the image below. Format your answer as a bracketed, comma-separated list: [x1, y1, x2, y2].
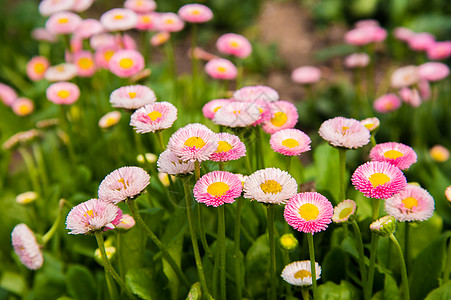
[217, 66, 226, 73]
[338, 207, 353, 220]
[57, 90, 70, 98]
[34, 62, 45, 74]
[119, 58, 134, 69]
[207, 182, 229, 196]
[271, 112, 287, 127]
[213, 106, 222, 113]
[18, 105, 31, 115]
[184, 136, 206, 149]
[341, 126, 349, 135]
[104, 50, 115, 61]
[298, 203, 319, 221]
[128, 92, 137, 99]
[114, 14, 124, 20]
[384, 150, 404, 159]
[282, 138, 299, 148]
[58, 17, 69, 24]
[118, 178, 127, 189]
[56, 65, 65, 72]
[165, 18, 174, 25]
[230, 41, 240, 48]
[142, 15, 151, 23]
[191, 9, 200, 15]
[216, 141, 233, 153]
[105, 117, 118, 127]
[364, 123, 374, 130]
[147, 110, 162, 121]
[294, 269, 311, 280]
[260, 180, 282, 194]
[78, 57, 93, 69]
[84, 209, 95, 218]
[402, 197, 418, 211]
[368, 173, 390, 188]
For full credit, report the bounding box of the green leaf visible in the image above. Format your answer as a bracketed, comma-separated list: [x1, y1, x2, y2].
[322, 247, 346, 283]
[186, 282, 201, 300]
[425, 281, 451, 299]
[383, 273, 400, 300]
[317, 280, 360, 300]
[245, 234, 269, 298]
[65, 265, 96, 300]
[313, 143, 340, 204]
[0, 271, 26, 295]
[126, 268, 153, 300]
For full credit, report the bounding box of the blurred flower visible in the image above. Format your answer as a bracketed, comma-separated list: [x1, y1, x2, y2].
[318, 116, 370, 149]
[99, 111, 121, 129]
[369, 142, 417, 170]
[45, 63, 77, 82]
[351, 161, 407, 199]
[98, 166, 151, 204]
[150, 31, 170, 46]
[95, 46, 118, 69]
[385, 184, 434, 222]
[26, 56, 49, 81]
[100, 8, 138, 32]
[178, 3, 213, 23]
[429, 145, 449, 162]
[190, 46, 219, 61]
[124, 0, 156, 13]
[155, 12, 184, 32]
[360, 117, 380, 132]
[66, 198, 123, 234]
[270, 128, 311, 156]
[109, 49, 145, 78]
[393, 27, 414, 42]
[418, 80, 431, 101]
[291, 66, 321, 84]
[117, 33, 137, 50]
[145, 153, 157, 163]
[279, 233, 298, 251]
[445, 186, 451, 202]
[418, 62, 449, 82]
[213, 101, 261, 127]
[116, 214, 136, 230]
[157, 149, 195, 175]
[0, 83, 17, 106]
[399, 87, 421, 108]
[345, 25, 386, 45]
[16, 192, 38, 205]
[193, 171, 242, 207]
[262, 101, 299, 134]
[408, 32, 435, 52]
[210, 132, 246, 162]
[136, 12, 159, 31]
[355, 19, 379, 28]
[370, 215, 396, 237]
[45, 11, 82, 35]
[281, 261, 321, 286]
[73, 51, 96, 77]
[202, 99, 230, 120]
[110, 85, 156, 110]
[94, 246, 116, 265]
[244, 167, 297, 205]
[2, 129, 42, 151]
[90, 33, 116, 50]
[251, 99, 273, 125]
[31, 28, 56, 42]
[74, 19, 104, 40]
[46, 82, 80, 105]
[284, 192, 333, 234]
[130, 101, 178, 133]
[39, 0, 74, 16]
[205, 58, 237, 80]
[390, 65, 418, 88]
[72, 0, 94, 12]
[373, 93, 402, 113]
[158, 172, 171, 187]
[11, 98, 34, 116]
[233, 85, 279, 102]
[427, 41, 451, 60]
[11, 224, 43, 270]
[216, 33, 252, 59]
[344, 53, 370, 68]
[332, 199, 356, 223]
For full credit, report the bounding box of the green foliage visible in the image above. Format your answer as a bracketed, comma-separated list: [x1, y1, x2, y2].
[425, 281, 451, 299]
[317, 280, 360, 300]
[65, 265, 96, 300]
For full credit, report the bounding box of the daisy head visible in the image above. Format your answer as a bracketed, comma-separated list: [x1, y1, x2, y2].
[393, 27, 414, 42]
[369, 142, 417, 170]
[90, 33, 117, 50]
[351, 161, 407, 199]
[135, 12, 159, 31]
[213, 101, 261, 128]
[445, 186, 451, 202]
[178, 4, 213, 23]
[116, 214, 136, 230]
[373, 94, 402, 114]
[344, 27, 372, 46]
[216, 33, 252, 59]
[44, 63, 77, 82]
[332, 199, 356, 223]
[100, 8, 138, 32]
[244, 168, 298, 205]
[157, 149, 195, 175]
[72, 0, 95, 12]
[210, 132, 246, 162]
[109, 85, 156, 109]
[11, 98, 34, 116]
[11, 224, 43, 270]
[281, 261, 321, 286]
[46, 82, 80, 105]
[270, 128, 311, 156]
[408, 32, 435, 52]
[130, 101, 177, 133]
[291, 66, 321, 84]
[202, 99, 231, 120]
[66, 198, 123, 234]
[26, 56, 50, 81]
[0, 83, 17, 106]
[109, 49, 145, 78]
[2, 129, 42, 151]
[155, 12, 184, 32]
[167, 123, 218, 162]
[284, 192, 334, 234]
[429, 145, 449, 162]
[233, 85, 279, 102]
[31, 27, 56, 42]
[124, 0, 157, 13]
[205, 58, 238, 80]
[427, 41, 451, 60]
[279, 233, 298, 251]
[385, 184, 435, 222]
[318, 117, 370, 149]
[370, 215, 396, 237]
[95, 46, 118, 69]
[151, 31, 170, 46]
[39, 0, 74, 16]
[193, 171, 242, 207]
[360, 117, 380, 132]
[73, 50, 96, 77]
[16, 191, 38, 205]
[418, 62, 449, 82]
[262, 101, 299, 134]
[98, 166, 151, 204]
[99, 111, 121, 129]
[344, 53, 370, 68]
[45, 11, 82, 35]
[399, 87, 421, 108]
[390, 66, 418, 88]
[74, 19, 105, 40]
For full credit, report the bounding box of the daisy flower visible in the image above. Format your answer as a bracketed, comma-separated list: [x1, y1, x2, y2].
[351, 161, 407, 199]
[16, 191, 38, 205]
[360, 117, 380, 132]
[46, 82, 80, 105]
[445, 186, 451, 202]
[31, 27, 56, 42]
[262, 101, 299, 134]
[100, 8, 138, 32]
[45, 63, 77, 82]
[74, 19, 104, 40]
[233, 85, 279, 102]
[90, 33, 117, 50]
[193, 171, 242, 207]
[11, 98, 34, 116]
[178, 4, 213, 23]
[390, 66, 418, 88]
[202, 99, 231, 120]
[0, 83, 17, 106]
[418, 62, 449, 82]
[124, 0, 156, 13]
[2, 129, 42, 151]
[205, 58, 238, 80]
[73, 51, 96, 77]
[318, 117, 370, 149]
[157, 149, 195, 175]
[66, 198, 123, 234]
[11, 224, 43, 270]
[399, 87, 421, 108]
[135, 12, 159, 31]
[370, 215, 396, 237]
[284, 192, 333, 234]
[427, 41, 451, 60]
[369, 142, 417, 170]
[210, 132, 246, 162]
[110, 85, 156, 109]
[26, 56, 49, 81]
[155, 12, 184, 32]
[281, 261, 321, 286]
[213, 101, 261, 127]
[99, 111, 121, 129]
[291, 66, 321, 84]
[72, 0, 94, 12]
[408, 32, 435, 52]
[270, 129, 311, 156]
[151, 31, 170, 46]
[332, 199, 356, 223]
[130, 101, 177, 133]
[279, 233, 298, 251]
[244, 167, 297, 205]
[393, 27, 414, 42]
[116, 214, 136, 230]
[39, 0, 74, 16]
[95, 46, 118, 69]
[373, 94, 402, 113]
[344, 53, 370, 68]
[385, 184, 435, 222]
[216, 33, 252, 59]
[167, 123, 218, 162]
[109, 49, 145, 78]
[429, 145, 449, 162]
[45, 11, 82, 35]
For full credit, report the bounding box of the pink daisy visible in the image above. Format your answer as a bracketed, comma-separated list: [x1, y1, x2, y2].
[385, 184, 435, 222]
[408, 32, 435, 52]
[150, 31, 170, 46]
[318, 117, 370, 149]
[270, 128, 311, 156]
[373, 94, 402, 113]
[90, 33, 117, 50]
[370, 142, 417, 170]
[124, 0, 157, 13]
[98, 166, 151, 203]
[284, 192, 334, 234]
[351, 161, 407, 199]
[11, 98, 34, 116]
[74, 19, 104, 40]
[393, 27, 414, 42]
[116, 214, 136, 230]
[178, 4, 213, 23]
[216, 33, 252, 59]
[370, 215, 396, 237]
[202, 99, 231, 120]
[11, 224, 43, 270]
[429, 145, 449, 163]
[345, 25, 387, 45]
[167, 123, 218, 162]
[427, 41, 451, 60]
[155, 12, 184, 32]
[44, 63, 77, 82]
[46, 82, 80, 105]
[244, 168, 298, 205]
[251, 99, 274, 125]
[95, 46, 118, 69]
[212, 101, 261, 127]
[117, 33, 137, 50]
[418, 80, 431, 100]
[262, 101, 299, 134]
[39, 0, 74, 16]
[99, 111, 121, 129]
[109, 49, 144, 78]
[110, 85, 156, 109]
[332, 199, 356, 223]
[233, 85, 279, 102]
[45, 11, 82, 35]
[399, 87, 421, 108]
[72, 0, 94, 12]
[193, 171, 242, 207]
[73, 50, 96, 77]
[66, 198, 123, 234]
[418, 62, 449, 82]
[26, 56, 50, 81]
[130, 101, 177, 133]
[344, 53, 370, 68]
[0, 83, 18, 106]
[210, 132, 246, 162]
[355, 19, 380, 28]
[157, 149, 195, 175]
[281, 261, 321, 286]
[445, 186, 451, 202]
[100, 8, 138, 32]
[390, 66, 418, 88]
[360, 117, 380, 132]
[205, 58, 238, 80]
[135, 12, 159, 31]
[31, 28, 56, 42]
[291, 66, 321, 84]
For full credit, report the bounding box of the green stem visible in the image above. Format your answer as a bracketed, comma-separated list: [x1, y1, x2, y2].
[255, 126, 264, 169]
[32, 144, 49, 197]
[218, 205, 226, 300]
[366, 199, 380, 300]
[338, 148, 347, 204]
[389, 234, 410, 300]
[267, 205, 277, 300]
[370, 134, 377, 147]
[443, 238, 451, 283]
[404, 222, 410, 273]
[285, 156, 292, 173]
[190, 23, 198, 107]
[234, 198, 243, 300]
[127, 200, 189, 287]
[94, 232, 137, 300]
[155, 130, 166, 153]
[307, 233, 317, 299]
[236, 59, 244, 89]
[18, 147, 42, 197]
[41, 200, 65, 245]
[301, 287, 310, 300]
[350, 216, 367, 290]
